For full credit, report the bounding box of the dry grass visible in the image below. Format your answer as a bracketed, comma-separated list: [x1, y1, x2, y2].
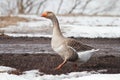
[0, 16, 29, 28]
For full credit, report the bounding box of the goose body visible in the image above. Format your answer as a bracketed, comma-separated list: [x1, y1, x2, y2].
[41, 11, 99, 70]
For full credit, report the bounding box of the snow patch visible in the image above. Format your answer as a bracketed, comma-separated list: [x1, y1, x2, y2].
[0, 66, 16, 72]
[63, 74, 120, 80]
[0, 66, 119, 80]
[0, 15, 120, 38]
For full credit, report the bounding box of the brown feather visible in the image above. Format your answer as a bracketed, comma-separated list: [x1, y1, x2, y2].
[64, 38, 93, 52]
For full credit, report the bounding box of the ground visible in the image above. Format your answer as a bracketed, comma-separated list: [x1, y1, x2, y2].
[0, 36, 120, 75]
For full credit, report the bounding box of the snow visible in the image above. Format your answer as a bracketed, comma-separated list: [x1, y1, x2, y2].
[0, 73, 27, 80]
[64, 25, 120, 38]
[0, 15, 120, 38]
[63, 74, 120, 80]
[0, 66, 120, 80]
[0, 66, 16, 72]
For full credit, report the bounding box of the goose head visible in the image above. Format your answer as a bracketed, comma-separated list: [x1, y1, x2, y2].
[41, 11, 55, 20]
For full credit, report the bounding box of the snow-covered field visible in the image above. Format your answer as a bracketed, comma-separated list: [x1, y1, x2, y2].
[0, 0, 120, 79]
[0, 66, 120, 80]
[0, 15, 120, 38]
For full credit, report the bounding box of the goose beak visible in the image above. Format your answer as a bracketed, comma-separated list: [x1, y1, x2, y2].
[41, 12, 47, 17]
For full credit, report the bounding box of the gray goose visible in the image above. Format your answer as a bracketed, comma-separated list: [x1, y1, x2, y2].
[41, 11, 99, 70]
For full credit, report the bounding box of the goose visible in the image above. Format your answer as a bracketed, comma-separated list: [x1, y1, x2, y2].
[41, 11, 99, 70]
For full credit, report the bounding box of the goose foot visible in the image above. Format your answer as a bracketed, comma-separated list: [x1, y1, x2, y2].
[54, 59, 67, 70]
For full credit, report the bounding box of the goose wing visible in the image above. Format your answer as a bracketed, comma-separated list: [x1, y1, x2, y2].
[65, 38, 93, 52]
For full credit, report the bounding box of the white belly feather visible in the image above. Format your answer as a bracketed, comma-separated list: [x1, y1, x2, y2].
[77, 49, 99, 62]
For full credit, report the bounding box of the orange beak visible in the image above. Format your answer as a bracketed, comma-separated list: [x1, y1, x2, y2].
[41, 12, 47, 17]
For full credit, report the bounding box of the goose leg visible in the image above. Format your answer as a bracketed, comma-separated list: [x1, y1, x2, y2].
[54, 59, 67, 70]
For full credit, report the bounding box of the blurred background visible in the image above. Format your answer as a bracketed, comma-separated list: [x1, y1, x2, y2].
[0, 0, 120, 54]
[0, 0, 120, 38]
[0, 0, 120, 16]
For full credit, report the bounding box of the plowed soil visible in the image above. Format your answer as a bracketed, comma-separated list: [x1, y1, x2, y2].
[0, 36, 120, 75]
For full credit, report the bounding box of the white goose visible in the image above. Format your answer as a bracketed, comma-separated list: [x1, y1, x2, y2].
[41, 11, 99, 70]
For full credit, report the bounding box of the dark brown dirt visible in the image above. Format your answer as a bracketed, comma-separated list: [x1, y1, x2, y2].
[0, 36, 120, 75]
[0, 54, 120, 75]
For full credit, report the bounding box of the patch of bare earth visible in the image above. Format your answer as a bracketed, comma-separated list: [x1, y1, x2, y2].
[0, 37, 120, 75]
[0, 16, 29, 28]
[0, 54, 120, 75]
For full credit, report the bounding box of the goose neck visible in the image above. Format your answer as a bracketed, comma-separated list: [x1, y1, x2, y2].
[51, 16, 63, 38]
